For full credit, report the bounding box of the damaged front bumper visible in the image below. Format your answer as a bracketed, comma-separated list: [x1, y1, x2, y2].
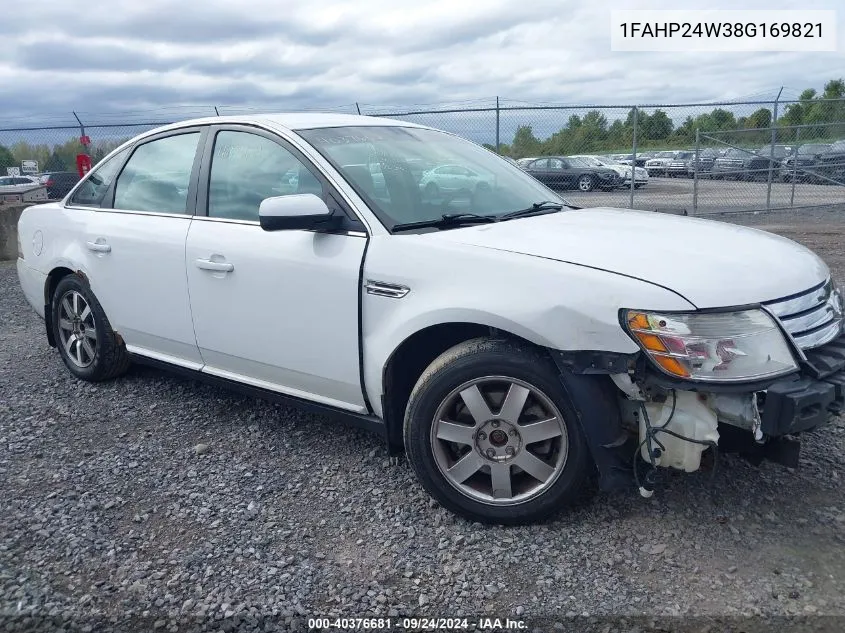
[760, 335, 845, 434]
[636, 332, 845, 474]
[551, 332, 845, 494]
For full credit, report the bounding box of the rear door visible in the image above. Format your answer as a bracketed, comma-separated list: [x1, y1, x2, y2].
[547, 158, 578, 189]
[184, 125, 368, 411]
[526, 159, 550, 185]
[71, 128, 207, 367]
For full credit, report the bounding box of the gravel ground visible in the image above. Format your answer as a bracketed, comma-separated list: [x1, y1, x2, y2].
[2, 213, 845, 632]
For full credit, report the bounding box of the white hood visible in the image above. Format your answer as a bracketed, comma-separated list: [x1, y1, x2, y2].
[424, 208, 829, 308]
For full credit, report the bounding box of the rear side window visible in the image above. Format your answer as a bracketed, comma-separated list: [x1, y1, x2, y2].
[70, 148, 129, 207]
[114, 133, 200, 214]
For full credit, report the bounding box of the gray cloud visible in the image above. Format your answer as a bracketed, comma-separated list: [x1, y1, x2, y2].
[0, 0, 843, 135]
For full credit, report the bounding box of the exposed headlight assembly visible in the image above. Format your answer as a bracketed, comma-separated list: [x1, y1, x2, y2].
[623, 309, 799, 382]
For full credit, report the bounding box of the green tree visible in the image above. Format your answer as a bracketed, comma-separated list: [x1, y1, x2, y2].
[510, 125, 541, 158]
[746, 108, 772, 129]
[641, 109, 673, 140]
[43, 152, 67, 171]
[0, 145, 15, 173]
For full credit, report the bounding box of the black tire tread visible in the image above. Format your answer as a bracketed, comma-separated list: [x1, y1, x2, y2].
[403, 337, 594, 525]
[52, 274, 130, 382]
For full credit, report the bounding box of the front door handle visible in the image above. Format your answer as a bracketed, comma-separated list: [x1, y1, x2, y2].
[86, 240, 111, 253]
[195, 258, 234, 273]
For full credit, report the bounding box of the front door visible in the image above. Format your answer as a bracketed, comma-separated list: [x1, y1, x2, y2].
[185, 127, 368, 411]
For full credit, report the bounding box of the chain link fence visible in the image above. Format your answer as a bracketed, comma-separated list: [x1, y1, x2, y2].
[2, 98, 844, 215]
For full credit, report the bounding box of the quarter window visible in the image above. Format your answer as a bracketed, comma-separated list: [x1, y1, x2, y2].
[208, 131, 324, 222]
[69, 147, 129, 207]
[114, 133, 200, 214]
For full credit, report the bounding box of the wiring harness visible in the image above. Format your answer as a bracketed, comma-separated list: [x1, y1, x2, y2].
[633, 390, 720, 498]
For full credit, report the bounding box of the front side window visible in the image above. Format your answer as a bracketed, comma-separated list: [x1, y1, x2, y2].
[113, 133, 200, 213]
[299, 126, 566, 228]
[208, 131, 324, 221]
[69, 147, 129, 207]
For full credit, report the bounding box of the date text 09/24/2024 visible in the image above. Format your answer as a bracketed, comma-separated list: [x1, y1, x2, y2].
[308, 617, 527, 630]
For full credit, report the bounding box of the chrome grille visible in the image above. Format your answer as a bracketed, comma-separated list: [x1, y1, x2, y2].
[765, 280, 844, 350]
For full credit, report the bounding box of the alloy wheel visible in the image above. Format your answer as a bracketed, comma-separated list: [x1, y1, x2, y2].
[578, 176, 593, 191]
[430, 376, 569, 506]
[57, 290, 97, 368]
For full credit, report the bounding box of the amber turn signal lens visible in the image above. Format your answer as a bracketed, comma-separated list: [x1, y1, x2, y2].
[627, 312, 650, 330]
[635, 332, 667, 352]
[653, 355, 690, 378]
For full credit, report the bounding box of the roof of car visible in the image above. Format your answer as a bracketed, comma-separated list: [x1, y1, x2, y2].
[154, 112, 426, 133]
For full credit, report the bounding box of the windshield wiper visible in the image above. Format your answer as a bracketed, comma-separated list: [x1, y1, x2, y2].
[391, 213, 498, 233]
[498, 200, 565, 220]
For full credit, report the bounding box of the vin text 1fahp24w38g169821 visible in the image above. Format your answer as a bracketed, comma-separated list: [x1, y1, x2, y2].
[16, 113, 845, 524]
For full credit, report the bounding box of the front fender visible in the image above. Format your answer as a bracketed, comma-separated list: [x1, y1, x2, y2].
[362, 235, 694, 416]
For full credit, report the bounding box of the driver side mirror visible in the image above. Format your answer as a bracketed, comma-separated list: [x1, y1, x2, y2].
[259, 194, 342, 232]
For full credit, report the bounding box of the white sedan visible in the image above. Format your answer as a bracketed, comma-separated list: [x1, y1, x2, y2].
[0, 175, 41, 192]
[418, 163, 494, 197]
[15, 113, 845, 525]
[569, 155, 649, 189]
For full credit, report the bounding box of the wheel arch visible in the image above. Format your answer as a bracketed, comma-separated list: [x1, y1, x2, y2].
[380, 321, 550, 454]
[43, 265, 76, 348]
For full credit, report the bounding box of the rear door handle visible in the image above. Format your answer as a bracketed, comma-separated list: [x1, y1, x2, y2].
[195, 258, 234, 273]
[86, 240, 111, 253]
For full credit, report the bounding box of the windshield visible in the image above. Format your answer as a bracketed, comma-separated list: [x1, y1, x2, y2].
[566, 157, 592, 168]
[654, 151, 675, 158]
[757, 145, 790, 157]
[724, 148, 753, 158]
[797, 144, 830, 154]
[575, 156, 602, 167]
[299, 126, 567, 229]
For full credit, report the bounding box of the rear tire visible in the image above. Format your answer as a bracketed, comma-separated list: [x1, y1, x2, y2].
[404, 338, 594, 524]
[51, 274, 130, 382]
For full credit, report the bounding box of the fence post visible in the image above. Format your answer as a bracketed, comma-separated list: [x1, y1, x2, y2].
[693, 128, 700, 215]
[790, 126, 800, 208]
[495, 96, 500, 154]
[72, 111, 89, 163]
[629, 106, 638, 209]
[356, 102, 361, 115]
[72, 111, 86, 144]
[766, 88, 783, 212]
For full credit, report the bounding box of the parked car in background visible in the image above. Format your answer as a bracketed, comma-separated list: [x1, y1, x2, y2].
[814, 140, 845, 185]
[743, 145, 793, 181]
[524, 156, 621, 191]
[686, 148, 720, 178]
[570, 155, 649, 188]
[515, 157, 539, 169]
[617, 152, 653, 167]
[644, 151, 679, 176]
[16, 113, 845, 525]
[0, 175, 41, 193]
[667, 151, 696, 177]
[419, 164, 495, 197]
[39, 171, 81, 199]
[711, 148, 756, 180]
[780, 144, 832, 182]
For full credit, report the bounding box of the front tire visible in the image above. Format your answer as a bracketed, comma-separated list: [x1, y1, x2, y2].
[577, 175, 595, 192]
[52, 274, 130, 382]
[404, 338, 594, 524]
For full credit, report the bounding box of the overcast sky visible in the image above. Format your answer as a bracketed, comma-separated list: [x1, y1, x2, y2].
[1, 0, 843, 126]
